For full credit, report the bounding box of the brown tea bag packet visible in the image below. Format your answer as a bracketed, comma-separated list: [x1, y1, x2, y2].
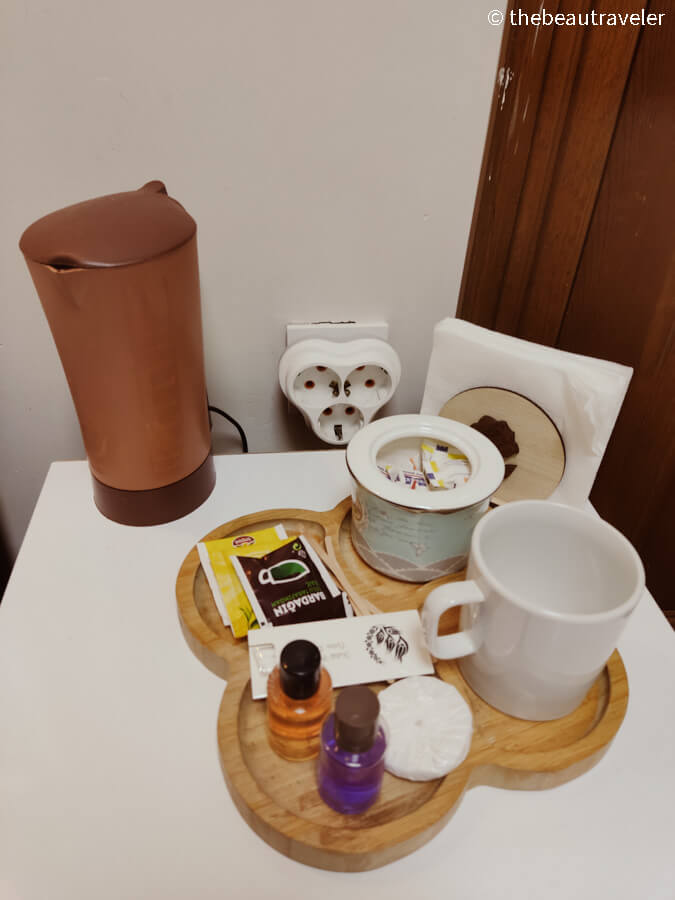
[230, 535, 353, 628]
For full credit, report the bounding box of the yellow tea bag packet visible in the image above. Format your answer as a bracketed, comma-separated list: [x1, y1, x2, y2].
[197, 524, 288, 638]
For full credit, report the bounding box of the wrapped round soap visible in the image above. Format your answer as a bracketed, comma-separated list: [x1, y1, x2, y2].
[378, 676, 473, 781]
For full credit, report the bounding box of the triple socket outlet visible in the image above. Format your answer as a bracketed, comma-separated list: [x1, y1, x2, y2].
[279, 323, 401, 446]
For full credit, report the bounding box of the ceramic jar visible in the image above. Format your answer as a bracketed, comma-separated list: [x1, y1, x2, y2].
[346, 415, 504, 583]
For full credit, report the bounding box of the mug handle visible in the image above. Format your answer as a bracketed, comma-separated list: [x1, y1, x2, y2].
[421, 582, 486, 659]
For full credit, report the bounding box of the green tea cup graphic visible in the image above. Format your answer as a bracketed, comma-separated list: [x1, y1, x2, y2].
[258, 560, 310, 585]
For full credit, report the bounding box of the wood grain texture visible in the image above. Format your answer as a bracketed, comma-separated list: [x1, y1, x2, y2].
[557, 5, 675, 603]
[455, 1, 673, 603]
[457, 0, 642, 341]
[513, 0, 643, 343]
[439, 387, 566, 503]
[176, 500, 629, 871]
[457, 0, 559, 329]
[494, 0, 592, 334]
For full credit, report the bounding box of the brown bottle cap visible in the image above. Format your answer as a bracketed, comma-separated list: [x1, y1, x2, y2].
[335, 686, 379, 752]
[19, 180, 195, 269]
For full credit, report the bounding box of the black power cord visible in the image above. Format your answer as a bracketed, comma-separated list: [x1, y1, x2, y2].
[208, 405, 249, 453]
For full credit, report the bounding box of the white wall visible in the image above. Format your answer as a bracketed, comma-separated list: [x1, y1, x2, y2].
[0, 1, 504, 560]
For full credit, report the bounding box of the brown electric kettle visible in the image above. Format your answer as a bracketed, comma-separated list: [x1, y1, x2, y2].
[19, 180, 215, 525]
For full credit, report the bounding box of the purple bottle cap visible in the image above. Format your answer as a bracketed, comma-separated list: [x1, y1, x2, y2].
[335, 686, 379, 752]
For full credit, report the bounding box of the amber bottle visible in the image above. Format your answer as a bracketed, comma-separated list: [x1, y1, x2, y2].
[267, 640, 332, 761]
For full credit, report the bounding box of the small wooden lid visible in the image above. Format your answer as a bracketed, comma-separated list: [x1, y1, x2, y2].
[439, 387, 565, 505]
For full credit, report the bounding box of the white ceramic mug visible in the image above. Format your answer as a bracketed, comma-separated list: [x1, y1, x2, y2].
[421, 500, 645, 720]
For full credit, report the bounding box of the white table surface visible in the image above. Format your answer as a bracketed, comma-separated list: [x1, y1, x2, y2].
[1, 452, 674, 900]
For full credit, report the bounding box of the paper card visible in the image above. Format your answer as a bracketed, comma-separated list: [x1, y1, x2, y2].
[247, 609, 434, 699]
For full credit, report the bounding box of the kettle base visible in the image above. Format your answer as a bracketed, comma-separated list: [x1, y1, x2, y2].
[92, 454, 216, 526]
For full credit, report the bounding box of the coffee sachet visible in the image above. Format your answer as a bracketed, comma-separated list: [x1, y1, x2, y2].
[230, 535, 352, 627]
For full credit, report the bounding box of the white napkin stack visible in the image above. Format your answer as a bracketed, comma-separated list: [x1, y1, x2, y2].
[420, 318, 633, 507]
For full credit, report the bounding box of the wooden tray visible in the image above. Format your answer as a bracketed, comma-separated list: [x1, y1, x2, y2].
[175, 498, 629, 872]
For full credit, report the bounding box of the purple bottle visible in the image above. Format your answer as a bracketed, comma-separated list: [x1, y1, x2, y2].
[317, 685, 386, 814]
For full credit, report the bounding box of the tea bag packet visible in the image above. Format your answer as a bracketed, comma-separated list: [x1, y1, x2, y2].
[231, 535, 353, 627]
[420, 441, 471, 490]
[377, 450, 427, 490]
[379, 440, 471, 491]
[197, 524, 288, 638]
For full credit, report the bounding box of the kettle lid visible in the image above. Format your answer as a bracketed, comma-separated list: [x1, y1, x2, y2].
[19, 181, 196, 269]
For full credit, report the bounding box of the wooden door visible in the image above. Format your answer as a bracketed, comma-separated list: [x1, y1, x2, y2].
[457, 1, 674, 607]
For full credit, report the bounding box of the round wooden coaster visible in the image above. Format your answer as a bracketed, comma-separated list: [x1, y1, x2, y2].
[439, 387, 565, 504]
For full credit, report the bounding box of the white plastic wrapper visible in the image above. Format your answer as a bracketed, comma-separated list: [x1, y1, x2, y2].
[421, 318, 633, 507]
[420, 440, 471, 490]
[378, 676, 473, 781]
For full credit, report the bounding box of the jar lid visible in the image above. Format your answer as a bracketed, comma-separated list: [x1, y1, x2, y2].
[439, 387, 566, 504]
[346, 414, 505, 511]
[335, 685, 379, 752]
[19, 181, 195, 269]
[279, 640, 321, 700]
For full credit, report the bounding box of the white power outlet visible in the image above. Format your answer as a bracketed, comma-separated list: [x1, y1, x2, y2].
[279, 322, 400, 446]
[286, 321, 389, 346]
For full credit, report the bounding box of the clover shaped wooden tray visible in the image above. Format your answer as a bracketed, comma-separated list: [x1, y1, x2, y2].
[175, 497, 628, 872]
